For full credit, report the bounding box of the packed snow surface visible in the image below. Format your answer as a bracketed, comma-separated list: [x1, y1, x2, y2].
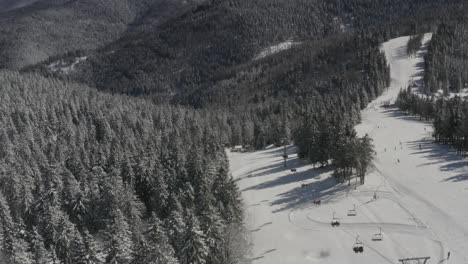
[229, 33, 468, 263]
[254, 40, 300, 60]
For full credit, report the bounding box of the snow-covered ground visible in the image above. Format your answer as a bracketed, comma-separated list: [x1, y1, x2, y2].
[254, 40, 300, 60]
[229, 33, 468, 263]
[47, 56, 87, 74]
[430, 88, 468, 100]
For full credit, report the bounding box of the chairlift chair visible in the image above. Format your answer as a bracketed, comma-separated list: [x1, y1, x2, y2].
[331, 212, 340, 227]
[371, 228, 383, 241]
[347, 204, 357, 216]
[353, 236, 364, 253]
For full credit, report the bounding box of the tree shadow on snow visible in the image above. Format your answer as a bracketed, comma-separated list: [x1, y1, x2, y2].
[241, 164, 331, 192]
[392, 46, 408, 60]
[271, 174, 351, 213]
[253, 145, 297, 158]
[405, 139, 468, 182]
[239, 147, 307, 184]
[380, 108, 433, 125]
[369, 106, 468, 182]
[442, 174, 468, 182]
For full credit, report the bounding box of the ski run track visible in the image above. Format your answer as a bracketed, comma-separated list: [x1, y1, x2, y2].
[228, 34, 468, 264]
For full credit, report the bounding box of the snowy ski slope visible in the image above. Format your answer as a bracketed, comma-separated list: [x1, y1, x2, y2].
[229, 33, 468, 263]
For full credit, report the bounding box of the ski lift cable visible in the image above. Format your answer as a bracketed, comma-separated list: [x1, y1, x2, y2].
[373, 226, 419, 259]
[323, 193, 411, 262]
[340, 228, 396, 264]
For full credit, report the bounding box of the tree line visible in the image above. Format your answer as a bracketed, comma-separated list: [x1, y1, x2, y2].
[397, 87, 468, 156]
[407, 33, 424, 57]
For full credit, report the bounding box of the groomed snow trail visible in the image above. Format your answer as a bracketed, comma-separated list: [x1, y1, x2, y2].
[229, 33, 468, 263]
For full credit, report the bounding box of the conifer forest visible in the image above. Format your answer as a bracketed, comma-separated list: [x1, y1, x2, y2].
[2, 0, 468, 263]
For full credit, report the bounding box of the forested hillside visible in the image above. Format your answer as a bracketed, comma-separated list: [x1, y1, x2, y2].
[425, 22, 468, 94]
[0, 0, 197, 69]
[31, 0, 460, 95]
[23, 0, 463, 157]
[0, 0, 38, 12]
[2, 0, 468, 262]
[0, 71, 248, 264]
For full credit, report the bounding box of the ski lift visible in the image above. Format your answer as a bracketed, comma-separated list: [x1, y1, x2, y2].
[331, 212, 340, 227]
[347, 204, 357, 216]
[353, 236, 364, 253]
[372, 227, 383, 241]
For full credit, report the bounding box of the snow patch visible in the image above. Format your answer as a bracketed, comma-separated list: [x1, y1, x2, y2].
[47, 56, 87, 75]
[431, 88, 468, 100]
[254, 40, 300, 60]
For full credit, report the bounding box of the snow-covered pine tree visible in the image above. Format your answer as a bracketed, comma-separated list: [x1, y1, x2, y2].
[105, 209, 134, 264]
[136, 214, 179, 264]
[178, 213, 208, 264]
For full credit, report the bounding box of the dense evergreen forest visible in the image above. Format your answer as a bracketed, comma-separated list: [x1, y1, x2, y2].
[2, 0, 468, 262]
[31, 0, 463, 97]
[0, 0, 195, 69]
[425, 23, 468, 94]
[0, 71, 248, 263]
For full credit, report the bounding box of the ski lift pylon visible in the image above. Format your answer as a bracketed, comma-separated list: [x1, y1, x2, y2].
[372, 227, 383, 241]
[353, 235, 364, 253]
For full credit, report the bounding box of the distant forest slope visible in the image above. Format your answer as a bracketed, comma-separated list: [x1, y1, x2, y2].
[39, 0, 337, 97]
[25, 0, 466, 152]
[0, 0, 196, 69]
[29, 0, 462, 97]
[0, 0, 38, 12]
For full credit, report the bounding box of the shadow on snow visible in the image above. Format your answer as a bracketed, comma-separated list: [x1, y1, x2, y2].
[270, 173, 350, 213]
